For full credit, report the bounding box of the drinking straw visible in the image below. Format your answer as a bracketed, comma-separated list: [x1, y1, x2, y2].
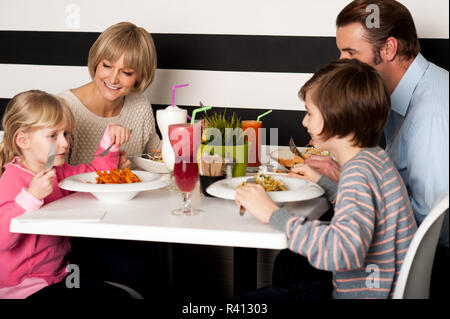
[191, 105, 212, 125]
[256, 109, 272, 122]
[172, 83, 189, 107]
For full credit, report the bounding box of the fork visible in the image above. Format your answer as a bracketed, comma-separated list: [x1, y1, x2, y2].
[98, 144, 114, 157]
[239, 177, 256, 216]
[289, 138, 306, 160]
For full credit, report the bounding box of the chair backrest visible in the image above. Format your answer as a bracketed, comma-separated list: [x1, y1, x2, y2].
[393, 191, 449, 299]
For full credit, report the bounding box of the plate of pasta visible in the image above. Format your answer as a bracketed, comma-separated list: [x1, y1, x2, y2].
[59, 169, 170, 202]
[206, 173, 324, 202]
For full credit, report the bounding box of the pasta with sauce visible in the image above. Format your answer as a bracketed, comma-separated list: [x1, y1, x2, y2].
[95, 168, 142, 184]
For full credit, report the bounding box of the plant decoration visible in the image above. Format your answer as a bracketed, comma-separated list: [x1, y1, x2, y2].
[201, 111, 244, 146]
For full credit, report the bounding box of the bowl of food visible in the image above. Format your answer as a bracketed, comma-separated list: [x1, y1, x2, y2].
[300, 146, 331, 158]
[59, 168, 170, 201]
[129, 150, 169, 174]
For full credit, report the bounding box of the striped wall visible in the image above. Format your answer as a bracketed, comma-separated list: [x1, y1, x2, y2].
[1, 0, 448, 145]
[1, 0, 448, 297]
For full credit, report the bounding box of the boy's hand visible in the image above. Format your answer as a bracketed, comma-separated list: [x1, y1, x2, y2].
[235, 183, 279, 224]
[118, 150, 131, 170]
[27, 169, 56, 200]
[288, 164, 322, 184]
[108, 124, 131, 148]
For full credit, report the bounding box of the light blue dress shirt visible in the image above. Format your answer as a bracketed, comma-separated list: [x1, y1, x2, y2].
[385, 53, 449, 247]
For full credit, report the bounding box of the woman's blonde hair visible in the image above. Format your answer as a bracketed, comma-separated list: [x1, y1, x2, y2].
[0, 90, 75, 175]
[88, 22, 158, 93]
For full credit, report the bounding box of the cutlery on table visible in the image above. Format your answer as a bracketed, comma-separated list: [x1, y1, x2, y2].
[44, 142, 56, 171]
[289, 138, 306, 160]
[98, 144, 114, 157]
[269, 160, 289, 173]
[239, 177, 256, 216]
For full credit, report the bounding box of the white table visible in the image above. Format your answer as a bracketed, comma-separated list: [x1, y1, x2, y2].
[10, 186, 328, 249]
[10, 152, 330, 296]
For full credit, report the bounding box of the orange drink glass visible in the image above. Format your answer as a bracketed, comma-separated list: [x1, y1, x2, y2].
[242, 120, 262, 167]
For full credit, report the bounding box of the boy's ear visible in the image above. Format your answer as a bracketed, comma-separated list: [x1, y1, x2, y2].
[15, 131, 31, 150]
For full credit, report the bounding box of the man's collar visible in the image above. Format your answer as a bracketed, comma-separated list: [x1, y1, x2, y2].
[390, 53, 429, 116]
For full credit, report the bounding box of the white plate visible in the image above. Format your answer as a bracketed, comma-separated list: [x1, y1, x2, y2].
[129, 156, 169, 174]
[59, 170, 170, 202]
[270, 147, 332, 167]
[206, 175, 324, 202]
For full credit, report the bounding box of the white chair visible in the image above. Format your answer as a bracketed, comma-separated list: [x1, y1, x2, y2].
[104, 281, 144, 299]
[393, 191, 449, 299]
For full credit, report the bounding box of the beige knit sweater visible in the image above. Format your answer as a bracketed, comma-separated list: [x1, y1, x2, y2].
[59, 90, 161, 166]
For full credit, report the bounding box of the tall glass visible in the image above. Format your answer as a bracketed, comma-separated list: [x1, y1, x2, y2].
[242, 120, 262, 167]
[156, 106, 187, 190]
[169, 123, 202, 216]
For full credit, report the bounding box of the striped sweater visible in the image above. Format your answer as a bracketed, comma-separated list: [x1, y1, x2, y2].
[269, 146, 417, 299]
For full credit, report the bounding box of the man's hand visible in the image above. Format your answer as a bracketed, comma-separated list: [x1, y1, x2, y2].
[235, 183, 279, 224]
[304, 155, 340, 183]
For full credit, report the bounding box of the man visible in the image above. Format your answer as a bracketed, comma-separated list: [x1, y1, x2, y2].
[294, 0, 448, 298]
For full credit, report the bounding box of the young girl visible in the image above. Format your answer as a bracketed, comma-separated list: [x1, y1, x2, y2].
[0, 90, 130, 298]
[236, 59, 417, 299]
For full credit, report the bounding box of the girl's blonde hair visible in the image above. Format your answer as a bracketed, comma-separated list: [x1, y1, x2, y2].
[88, 22, 158, 93]
[0, 90, 75, 175]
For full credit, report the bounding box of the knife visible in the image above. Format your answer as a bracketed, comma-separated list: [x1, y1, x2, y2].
[289, 138, 306, 160]
[269, 160, 289, 173]
[44, 142, 56, 170]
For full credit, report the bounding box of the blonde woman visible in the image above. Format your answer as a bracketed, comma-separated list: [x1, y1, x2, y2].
[59, 22, 161, 168]
[0, 90, 131, 298]
[59, 22, 165, 298]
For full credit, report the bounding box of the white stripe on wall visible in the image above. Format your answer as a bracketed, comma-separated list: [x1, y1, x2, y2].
[0, 0, 448, 38]
[0, 64, 312, 111]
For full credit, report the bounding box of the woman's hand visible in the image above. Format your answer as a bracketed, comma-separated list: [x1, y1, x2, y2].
[27, 169, 56, 200]
[235, 183, 279, 224]
[118, 150, 131, 170]
[304, 155, 340, 183]
[108, 124, 131, 148]
[288, 163, 322, 184]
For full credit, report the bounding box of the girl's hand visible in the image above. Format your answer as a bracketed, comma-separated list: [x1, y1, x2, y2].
[235, 183, 279, 224]
[288, 164, 322, 184]
[108, 124, 131, 148]
[27, 169, 56, 200]
[118, 150, 131, 170]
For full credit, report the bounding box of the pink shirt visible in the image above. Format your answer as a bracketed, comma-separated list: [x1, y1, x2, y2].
[0, 128, 119, 298]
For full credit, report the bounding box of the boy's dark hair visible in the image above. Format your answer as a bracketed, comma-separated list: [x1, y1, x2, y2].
[336, 0, 420, 64]
[299, 59, 390, 148]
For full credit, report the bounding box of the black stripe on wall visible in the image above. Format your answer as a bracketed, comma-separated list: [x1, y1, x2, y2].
[1, 99, 388, 148]
[0, 98, 309, 146]
[0, 31, 448, 72]
[0, 98, 8, 129]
